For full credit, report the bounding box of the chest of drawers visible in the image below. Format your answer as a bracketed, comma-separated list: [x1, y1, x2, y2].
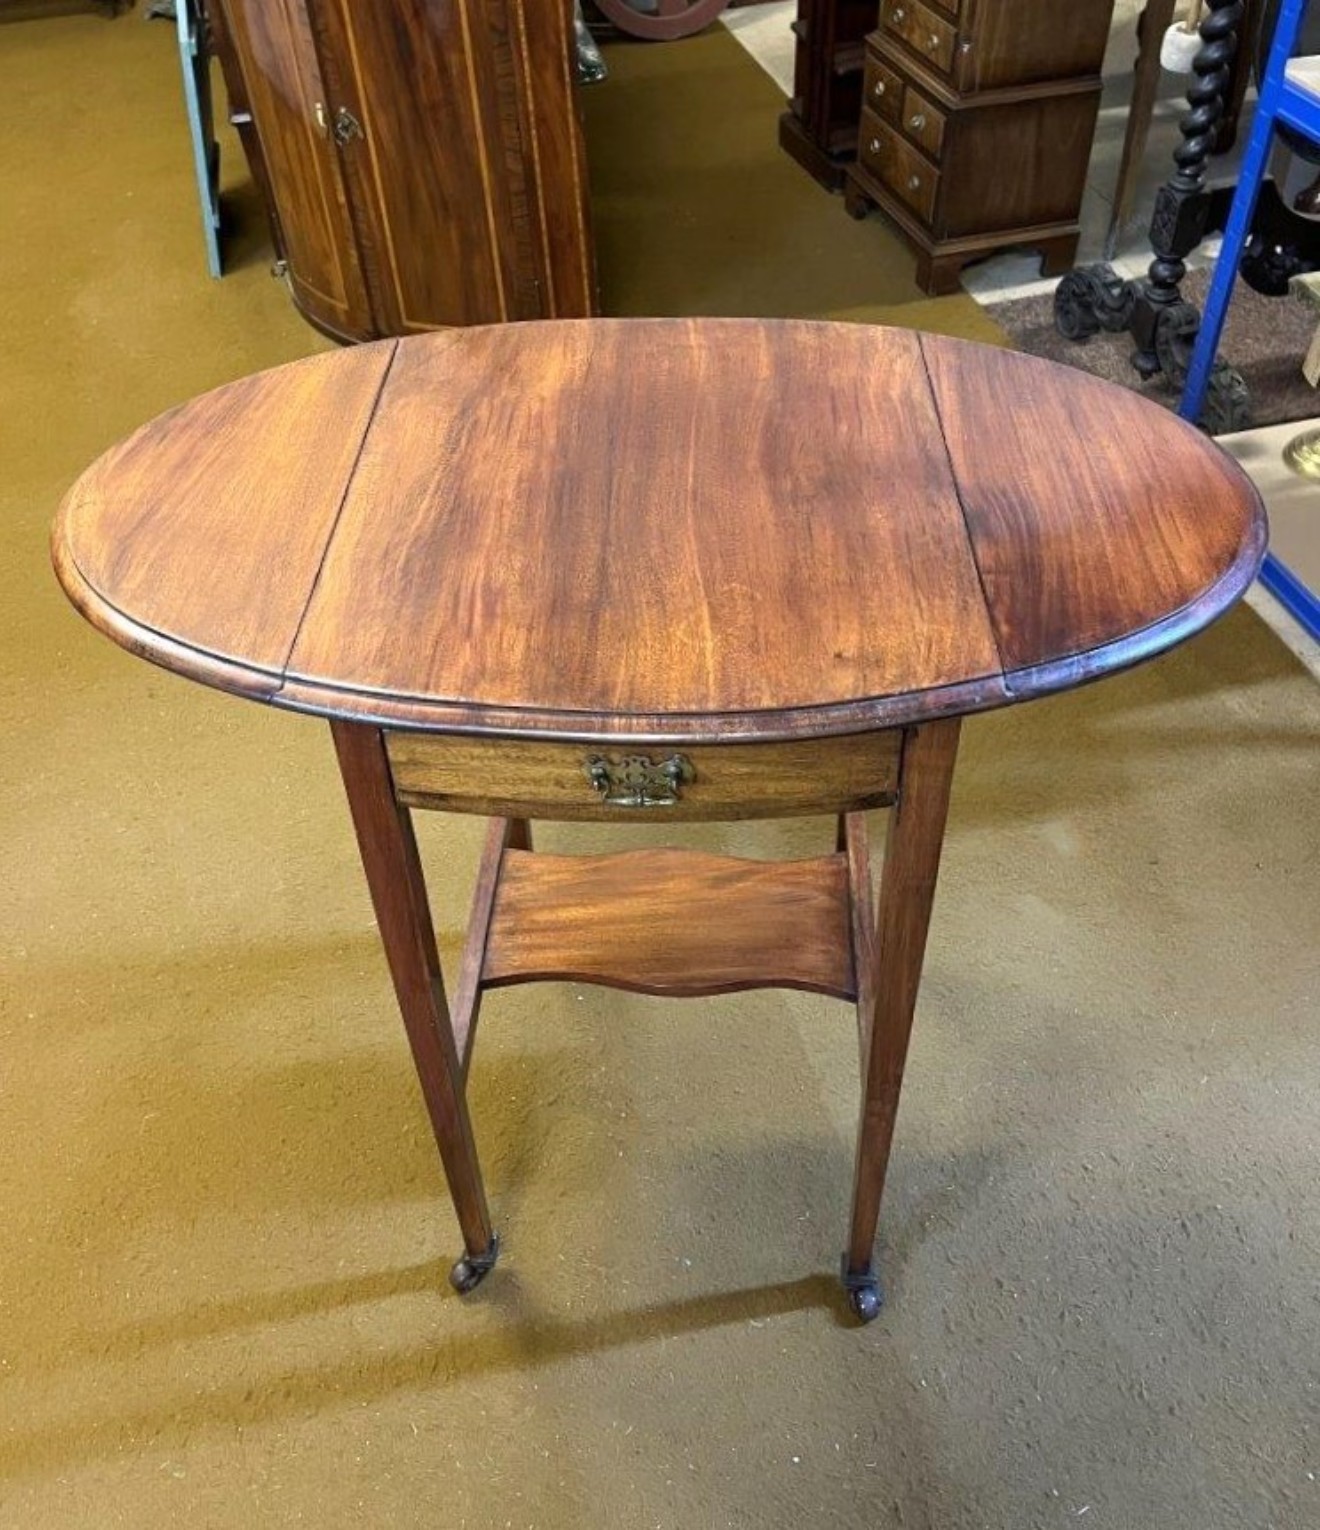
[844, 0, 1113, 294]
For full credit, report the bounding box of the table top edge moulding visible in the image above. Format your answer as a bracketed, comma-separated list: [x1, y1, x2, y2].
[52, 319, 1267, 746]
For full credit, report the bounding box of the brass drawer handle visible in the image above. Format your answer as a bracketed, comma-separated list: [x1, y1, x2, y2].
[926, 32, 939, 49]
[907, 174, 922, 191]
[873, 79, 886, 96]
[909, 112, 926, 130]
[584, 753, 695, 807]
[314, 101, 363, 146]
[331, 106, 364, 146]
[891, 5, 905, 19]
[869, 137, 882, 154]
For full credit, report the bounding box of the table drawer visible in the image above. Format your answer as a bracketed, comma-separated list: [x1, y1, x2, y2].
[859, 111, 939, 226]
[862, 50, 904, 127]
[386, 729, 903, 822]
[900, 82, 946, 159]
[878, 0, 956, 77]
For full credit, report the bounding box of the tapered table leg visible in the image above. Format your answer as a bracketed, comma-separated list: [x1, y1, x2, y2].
[843, 718, 961, 1321]
[330, 721, 499, 1293]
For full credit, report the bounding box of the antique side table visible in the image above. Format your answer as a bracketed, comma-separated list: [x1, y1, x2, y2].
[52, 320, 1266, 1322]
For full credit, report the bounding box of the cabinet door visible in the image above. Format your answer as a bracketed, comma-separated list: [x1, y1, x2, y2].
[219, 0, 374, 340]
[312, 0, 593, 331]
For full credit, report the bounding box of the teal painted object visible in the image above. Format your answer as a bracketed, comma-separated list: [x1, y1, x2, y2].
[173, 0, 222, 278]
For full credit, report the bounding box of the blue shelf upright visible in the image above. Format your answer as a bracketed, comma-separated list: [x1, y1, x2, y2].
[1181, 0, 1320, 640]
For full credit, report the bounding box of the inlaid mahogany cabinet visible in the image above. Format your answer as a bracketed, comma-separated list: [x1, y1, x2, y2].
[211, 0, 596, 340]
[844, 0, 1115, 293]
[53, 320, 1265, 1323]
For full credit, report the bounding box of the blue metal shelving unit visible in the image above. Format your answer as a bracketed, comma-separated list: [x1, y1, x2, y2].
[1181, 0, 1320, 639]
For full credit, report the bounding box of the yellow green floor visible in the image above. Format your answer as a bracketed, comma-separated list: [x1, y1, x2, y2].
[2, 12, 1318, 1529]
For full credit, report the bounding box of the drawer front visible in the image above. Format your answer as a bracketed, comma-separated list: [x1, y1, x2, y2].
[859, 111, 939, 226]
[879, 0, 956, 77]
[900, 82, 946, 159]
[862, 50, 904, 127]
[386, 730, 903, 822]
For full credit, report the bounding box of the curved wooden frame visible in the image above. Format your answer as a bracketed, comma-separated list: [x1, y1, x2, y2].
[593, 0, 731, 41]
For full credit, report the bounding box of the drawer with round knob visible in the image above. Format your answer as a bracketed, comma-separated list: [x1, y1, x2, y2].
[879, 0, 956, 78]
[862, 52, 905, 129]
[858, 111, 938, 227]
[900, 83, 946, 159]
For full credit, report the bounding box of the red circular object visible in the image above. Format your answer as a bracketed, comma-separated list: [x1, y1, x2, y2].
[593, 0, 731, 41]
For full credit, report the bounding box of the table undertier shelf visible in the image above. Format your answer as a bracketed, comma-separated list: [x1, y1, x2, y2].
[480, 846, 858, 1000]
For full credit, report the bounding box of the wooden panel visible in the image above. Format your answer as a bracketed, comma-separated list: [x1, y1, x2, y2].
[288, 319, 1000, 732]
[509, 0, 597, 319]
[901, 82, 945, 158]
[311, 0, 511, 330]
[918, 335, 1267, 677]
[878, 0, 955, 77]
[52, 343, 397, 687]
[958, 0, 1113, 92]
[209, 0, 288, 264]
[939, 93, 1099, 238]
[858, 113, 938, 225]
[862, 50, 904, 126]
[782, 0, 880, 188]
[217, 0, 373, 339]
[482, 848, 856, 998]
[386, 729, 903, 821]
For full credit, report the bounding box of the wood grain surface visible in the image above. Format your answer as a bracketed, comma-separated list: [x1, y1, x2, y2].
[213, 0, 594, 339]
[286, 320, 998, 722]
[53, 318, 1267, 742]
[53, 342, 397, 682]
[918, 334, 1268, 686]
[386, 729, 902, 820]
[482, 846, 856, 999]
[217, 0, 374, 340]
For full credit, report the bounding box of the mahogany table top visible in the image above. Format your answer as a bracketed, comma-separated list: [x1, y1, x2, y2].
[52, 318, 1267, 743]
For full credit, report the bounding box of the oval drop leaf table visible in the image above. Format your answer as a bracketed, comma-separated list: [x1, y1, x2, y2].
[52, 319, 1266, 1323]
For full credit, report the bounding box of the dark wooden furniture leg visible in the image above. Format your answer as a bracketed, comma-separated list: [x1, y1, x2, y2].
[843, 718, 961, 1321]
[1107, 0, 1179, 259]
[330, 721, 499, 1294]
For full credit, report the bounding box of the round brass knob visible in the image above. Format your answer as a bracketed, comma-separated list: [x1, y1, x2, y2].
[870, 139, 882, 154]
[874, 80, 886, 96]
[909, 113, 926, 130]
[892, 6, 905, 20]
[926, 32, 939, 49]
[907, 175, 921, 191]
